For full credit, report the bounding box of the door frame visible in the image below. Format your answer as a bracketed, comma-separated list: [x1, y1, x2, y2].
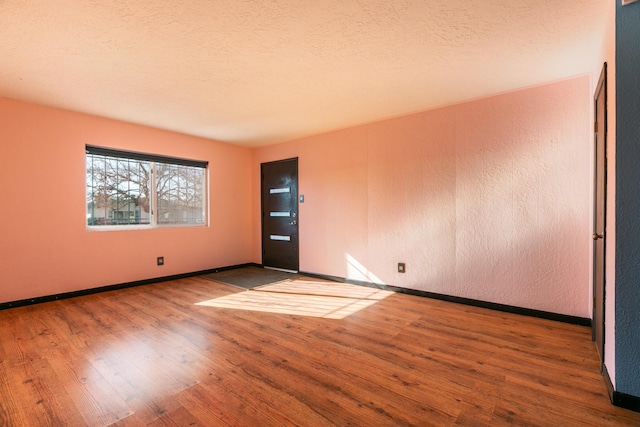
[260, 157, 299, 272]
[592, 62, 607, 364]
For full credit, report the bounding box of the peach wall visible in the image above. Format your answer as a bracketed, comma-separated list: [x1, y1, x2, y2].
[253, 76, 592, 317]
[0, 98, 252, 303]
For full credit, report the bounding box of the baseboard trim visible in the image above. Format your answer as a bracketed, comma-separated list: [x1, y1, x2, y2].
[603, 364, 640, 413]
[299, 271, 591, 326]
[613, 392, 640, 413]
[0, 262, 260, 311]
[603, 363, 615, 401]
[2, 264, 591, 327]
[300, 271, 387, 289]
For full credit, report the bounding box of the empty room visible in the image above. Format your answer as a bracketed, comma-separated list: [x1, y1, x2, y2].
[1, 0, 639, 425]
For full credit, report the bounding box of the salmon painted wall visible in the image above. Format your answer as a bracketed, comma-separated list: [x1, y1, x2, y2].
[0, 97, 252, 303]
[252, 76, 591, 317]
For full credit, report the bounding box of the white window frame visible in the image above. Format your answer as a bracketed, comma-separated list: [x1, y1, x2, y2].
[86, 145, 208, 230]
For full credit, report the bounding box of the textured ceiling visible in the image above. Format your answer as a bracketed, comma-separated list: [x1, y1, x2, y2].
[0, 0, 608, 147]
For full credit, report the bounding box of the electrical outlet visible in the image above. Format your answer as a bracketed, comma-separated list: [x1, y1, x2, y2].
[157, 256, 164, 266]
[398, 263, 406, 273]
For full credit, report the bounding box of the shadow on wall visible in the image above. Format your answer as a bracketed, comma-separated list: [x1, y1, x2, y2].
[255, 78, 590, 317]
[341, 110, 588, 316]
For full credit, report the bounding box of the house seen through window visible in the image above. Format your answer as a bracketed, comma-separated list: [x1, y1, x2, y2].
[86, 146, 207, 228]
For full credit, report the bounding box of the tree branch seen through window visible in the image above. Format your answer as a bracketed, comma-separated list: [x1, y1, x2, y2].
[86, 148, 207, 228]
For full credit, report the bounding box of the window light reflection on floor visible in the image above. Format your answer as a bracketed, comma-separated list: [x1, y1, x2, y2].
[195, 279, 393, 319]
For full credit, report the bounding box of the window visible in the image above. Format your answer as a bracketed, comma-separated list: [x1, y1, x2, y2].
[86, 145, 207, 228]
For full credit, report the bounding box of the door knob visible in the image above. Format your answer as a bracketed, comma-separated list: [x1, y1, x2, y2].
[592, 233, 604, 240]
[290, 220, 297, 225]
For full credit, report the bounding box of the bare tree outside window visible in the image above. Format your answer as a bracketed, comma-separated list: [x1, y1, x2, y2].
[86, 149, 206, 228]
[156, 163, 206, 225]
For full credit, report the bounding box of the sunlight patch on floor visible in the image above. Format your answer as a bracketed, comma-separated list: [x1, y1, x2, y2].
[196, 279, 393, 319]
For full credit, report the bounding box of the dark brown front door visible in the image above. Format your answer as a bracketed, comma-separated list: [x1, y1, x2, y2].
[592, 63, 607, 364]
[261, 158, 299, 272]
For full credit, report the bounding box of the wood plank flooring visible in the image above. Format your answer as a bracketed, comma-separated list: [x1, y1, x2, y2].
[0, 275, 638, 426]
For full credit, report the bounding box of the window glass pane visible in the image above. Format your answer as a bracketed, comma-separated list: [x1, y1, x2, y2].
[270, 235, 291, 241]
[86, 154, 152, 226]
[269, 187, 290, 194]
[86, 147, 207, 228]
[270, 211, 291, 217]
[156, 163, 206, 225]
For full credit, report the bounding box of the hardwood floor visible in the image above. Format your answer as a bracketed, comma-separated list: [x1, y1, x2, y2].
[0, 275, 638, 426]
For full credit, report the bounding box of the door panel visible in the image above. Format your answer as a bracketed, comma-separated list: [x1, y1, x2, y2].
[261, 158, 299, 271]
[593, 63, 607, 364]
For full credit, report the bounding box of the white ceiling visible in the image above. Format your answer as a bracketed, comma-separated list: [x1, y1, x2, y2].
[0, 0, 608, 147]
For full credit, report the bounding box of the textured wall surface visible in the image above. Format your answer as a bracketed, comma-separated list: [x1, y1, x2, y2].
[615, 0, 640, 398]
[0, 98, 253, 303]
[253, 77, 591, 317]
